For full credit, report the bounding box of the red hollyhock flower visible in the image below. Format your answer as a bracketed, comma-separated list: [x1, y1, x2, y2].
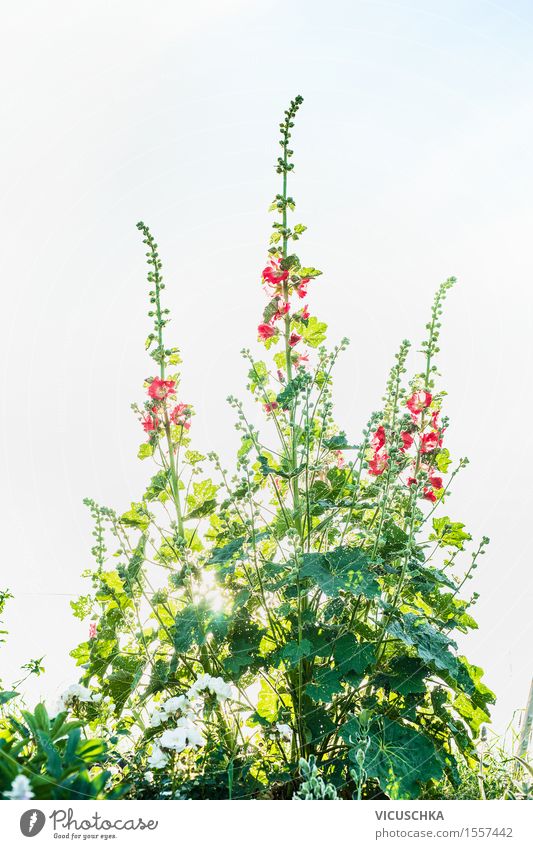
[431, 410, 440, 429]
[289, 332, 302, 347]
[400, 431, 414, 452]
[407, 476, 417, 487]
[420, 430, 442, 454]
[264, 402, 278, 414]
[148, 378, 176, 401]
[423, 487, 437, 503]
[371, 425, 386, 451]
[258, 323, 276, 340]
[406, 390, 432, 415]
[301, 304, 310, 320]
[368, 450, 388, 476]
[428, 473, 443, 490]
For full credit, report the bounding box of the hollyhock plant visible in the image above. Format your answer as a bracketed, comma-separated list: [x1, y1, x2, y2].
[56, 96, 495, 802]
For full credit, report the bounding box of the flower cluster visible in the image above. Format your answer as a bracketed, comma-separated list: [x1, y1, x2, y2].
[257, 257, 316, 365]
[146, 674, 233, 769]
[367, 390, 446, 503]
[141, 378, 191, 437]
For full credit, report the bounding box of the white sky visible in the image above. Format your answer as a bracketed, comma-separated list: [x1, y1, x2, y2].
[1, 0, 532, 737]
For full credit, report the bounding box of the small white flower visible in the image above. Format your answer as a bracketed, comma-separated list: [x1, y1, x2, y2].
[275, 723, 293, 742]
[147, 744, 168, 769]
[144, 771, 154, 783]
[92, 693, 103, 703]
[4, 774, 34, 800]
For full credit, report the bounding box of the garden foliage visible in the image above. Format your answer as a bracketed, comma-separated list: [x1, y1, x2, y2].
[2, 97, 494, 800]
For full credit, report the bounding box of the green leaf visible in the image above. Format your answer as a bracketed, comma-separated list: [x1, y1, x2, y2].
[209, 537, 244, 565]
[373, 657, 428, 696]
[137, 443, 154, 460]
[333, 636, 375, 685]
[280, 639, 313, 666]
[256, 679, 279, 722]
[143, 471, 170, 502]
[100, 570, 125, 596]
[386, 614, 472, 693]
[185, 479, 218, 519]
[300, 547, 379, 599]
[299, 316, 327, 348]
[431, 516, 472, 550]
[305, 668, 343, 702]
[276, 373, 311, 408]
[323, 433, 358, 451]
[120, 503, 150, 531]
[341, 716, 443, 799]
[0, 690, 18, 705]
[435, 448, 452, 473]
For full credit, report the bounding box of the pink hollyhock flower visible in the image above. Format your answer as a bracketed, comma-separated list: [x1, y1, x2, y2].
[428, 473, 443, 490]
[294, 352, 309, 368]
[258, 323, 276, 340]
[420, 430, 442, 454]
[423, 487, 437, 503]
[296, 278, 309, 299]
[148, 378, 176, 401]
[273, 300, 290, 321]
[371, 426, 386, 451]
[289, 332, 301, 347]
[406, 390, 433, 415]
[262, 259, 289, 294]
[400, 431, 414, 452]
[277, 369, 285, 383]
[431, 410, 440, 429]
[170, 403, 191, 429]
[368, 450, 388, 476]
[142, 413, 159, 432]
[264, 402, 278, 414]
[336, 451, 345, 469]
[89, 622, 97, 640]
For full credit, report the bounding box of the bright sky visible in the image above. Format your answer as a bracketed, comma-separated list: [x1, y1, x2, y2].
[1, 0, 532, 737]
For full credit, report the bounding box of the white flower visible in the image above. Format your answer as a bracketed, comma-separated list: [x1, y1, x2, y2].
[147, 744, 168, 769]
[92, 692, 102, 703]
[160, 719, 205, 752]
[144, 771, 154, 783]
[149, 708, 167, 728]
[187, 673, 233, 703]
[209, 676, 233, 701]
[275, 723, 293, 742]
[57, 683, 96, 712]
[4, 774, 34, 800]
[162, 695, 191, 716]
